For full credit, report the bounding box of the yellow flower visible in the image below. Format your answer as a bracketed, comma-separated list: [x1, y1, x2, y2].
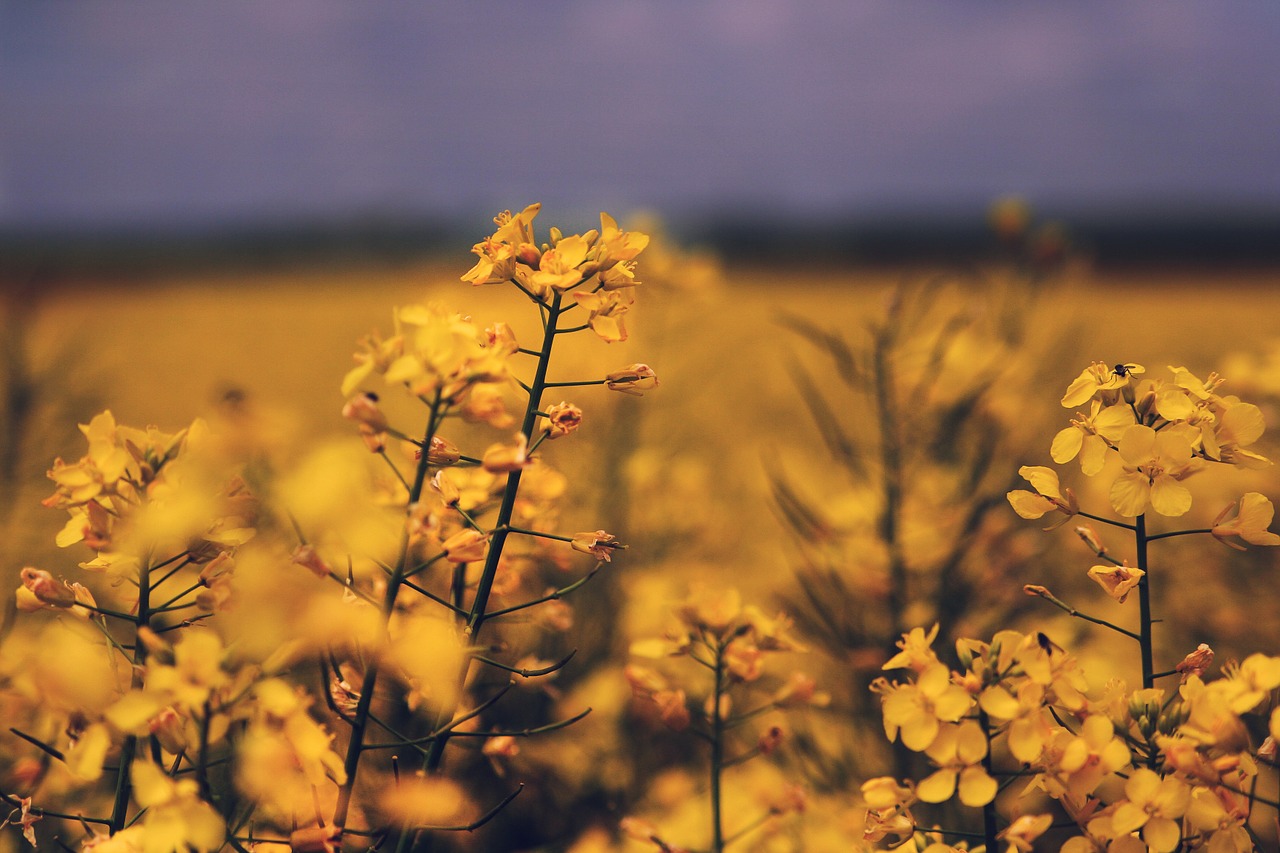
[1087, 564, 1145, 603]
[1109, 423, 1198, 516]
[1051, 401, 1135, 475]
[462, 203, 541, 286]
[1110, 768, 1191, 852]
[1006, 465, 1077, 525]
[573, 289, 633, 343]
[530, 234, 591, 293]
[1212, 492, 1280, 548]
[859, 776, 914, 810]
[129, 760, 226, 852]
[916, 721, 997, 807]
[877, 662, 972, 752]
[1208, 397, 1271, 468]
[1035, 714, 1130, 801]
[1061, 361, 1144, 408]
[978, 680, 1050, 762]
[595, 210, 650, 269]
[1185, 786, 1252, 853]
[881, 624, 941, 673]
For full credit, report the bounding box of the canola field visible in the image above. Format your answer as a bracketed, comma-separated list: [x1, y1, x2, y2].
[3, 214, 1280, 853]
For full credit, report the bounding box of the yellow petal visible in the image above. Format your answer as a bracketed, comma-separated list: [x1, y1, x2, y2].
[957, 765, 998, 807]
[1118, 425, 1157, 464]
[1051, 427, 1083, 463]
[1110, 471, 1150, 517]
[1149, 476, 1192, 517]
[978, 686, 1020, 720]
[1062, 370, 1099, 408]
[1007, 490, 1053, 519]
[1019, 466, 1062, 500]
[1080, 434, 1109, 476]
[916, 768, 957, 803]
[1144, 816, 1182, 853]
[1221, 402, 1265, 446]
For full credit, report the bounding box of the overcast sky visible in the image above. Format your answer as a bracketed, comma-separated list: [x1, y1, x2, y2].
[2, 1, 1279, 232]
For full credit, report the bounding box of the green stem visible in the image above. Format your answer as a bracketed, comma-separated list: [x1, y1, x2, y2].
[1135, 514, 1154, 691]
[978, 709, 999, 850]
[331, 392, 443, 833]
[710, 640, 726, 853]
[110, 553, 153, 832]
[1077, 510, 1136, 531]
[1146, 527, 1212, 541]
[406, 292, 566, 853]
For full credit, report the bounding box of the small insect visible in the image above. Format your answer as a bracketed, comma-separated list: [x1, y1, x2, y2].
[1036, 632, 1063, 655]
[1113, 364, 1130, 377]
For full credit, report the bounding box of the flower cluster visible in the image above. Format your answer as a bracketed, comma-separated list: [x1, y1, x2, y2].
[463, 204, 649, 342]
[1048, 362, 1270, 517]
[0, 204, 656, 851]
[872, 625, 1280, 853]
[625, 585, 824, 851]
[873, 359, 1280, 852]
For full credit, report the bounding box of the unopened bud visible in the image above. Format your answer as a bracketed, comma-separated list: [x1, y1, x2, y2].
[758, 725, 785, 755]
[423, 436, 460, 466]
[441, 528, 488, 564]
[20, 568, 75, 608]
[571, 530, 624, 562]
[291, 544, 331, 579]
[1074, 524, 1106, 555]
[342, 392, 388, 432]
[1175, 643, 1214, 682]
[605, 364, 659, 396]
[542, 402, 583, 439]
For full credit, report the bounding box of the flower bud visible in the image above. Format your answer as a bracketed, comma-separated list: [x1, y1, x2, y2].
[19, 567, 75, 608]
[342, 392, 388, 432]
[481, 434, 529, 473]
[758, 725, 785, 755]
[482, 735, 519, 758]
[516, 242, 541, 266]
[423, 436, 460, 466]
[442, 528, 488, 564]
[1074, 524, 1105, 555]
[291, 544, 331, 579]
[605, 364, 659, 396]
[542, 402, 583, 439]
[571, 530, 623, 562]
[1175, 643, 1214, 682]
[430, 471, 460, 507]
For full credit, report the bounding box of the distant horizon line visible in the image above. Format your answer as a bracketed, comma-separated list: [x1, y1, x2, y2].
[3, 207, 1280, 278]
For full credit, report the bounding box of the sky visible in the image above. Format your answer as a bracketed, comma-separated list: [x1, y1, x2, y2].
[2, 1, 1279, 232]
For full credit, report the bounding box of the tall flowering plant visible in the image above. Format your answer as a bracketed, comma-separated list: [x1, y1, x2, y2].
[870, 362, 1280, 853]
[0, 204, 656, 852]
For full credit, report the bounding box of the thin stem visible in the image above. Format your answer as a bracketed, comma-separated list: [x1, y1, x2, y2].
[1135, 514, 1154, 691]
[404, 292, 566, 853]
[1076, 510, 1136, 531]
[1147, 527, 1213, 541]
[1024, 586, 1141, 641]
[978, 710, 999, 851]
[110, 550, 154, 832]
[331, 391, 443, 833]
[710, 639, 726, 853]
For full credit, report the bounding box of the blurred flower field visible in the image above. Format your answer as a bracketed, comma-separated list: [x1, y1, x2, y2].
[2, 209, 1280, 852]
